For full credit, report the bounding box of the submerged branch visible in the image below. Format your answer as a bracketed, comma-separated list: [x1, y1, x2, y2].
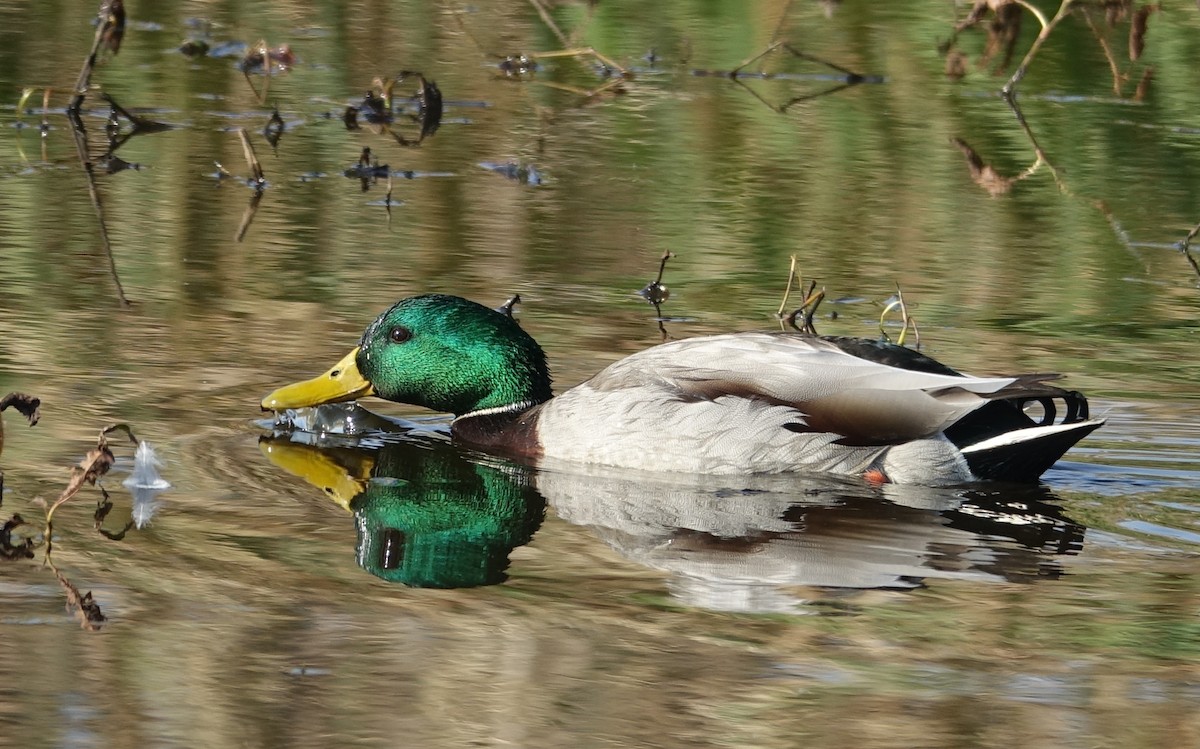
[237, 127, 265, 187]
[69, 0, 124, 114]
[67, 107, 130, 307]
[528, 0, 570, 48]
[1000, 93, 1067, 193]
[1003, 0, 1078, 97]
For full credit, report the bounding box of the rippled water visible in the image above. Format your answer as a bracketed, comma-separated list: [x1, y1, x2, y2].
[1, 2, 1199, 747]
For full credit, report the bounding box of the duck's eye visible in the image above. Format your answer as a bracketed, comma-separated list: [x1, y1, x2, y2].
[389, 326, 413, 343]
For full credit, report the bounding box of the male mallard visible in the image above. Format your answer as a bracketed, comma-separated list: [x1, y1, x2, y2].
[261, 294, 1103, 485]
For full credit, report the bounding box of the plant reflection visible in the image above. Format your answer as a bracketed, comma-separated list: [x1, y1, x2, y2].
[262, 405, 1087, 613]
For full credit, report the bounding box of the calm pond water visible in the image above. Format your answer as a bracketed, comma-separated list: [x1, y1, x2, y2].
[2, 1, 1199, 747]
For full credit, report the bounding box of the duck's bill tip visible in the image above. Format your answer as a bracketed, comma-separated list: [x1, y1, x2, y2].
[260, 347, 375, 411]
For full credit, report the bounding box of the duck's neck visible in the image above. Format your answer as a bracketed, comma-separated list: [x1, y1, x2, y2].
[457, 346, 552, 417]
[451, 400, 544, 460]
[449, 355, 549, 456]
[457, 399, 540, 421]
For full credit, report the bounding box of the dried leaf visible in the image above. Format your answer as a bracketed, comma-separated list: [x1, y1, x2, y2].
[0, 392, 41, 459]
[44, 424, 136, 524]
[101, 0, 126, 55]
[53, 564, 106, 630]
[1, 514, 36, 560]
[951, 137, 1015, 197]
[0, 392, 41, 425]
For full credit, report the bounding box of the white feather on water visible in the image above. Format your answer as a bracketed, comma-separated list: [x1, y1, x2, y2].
[123, 441, 171, 529]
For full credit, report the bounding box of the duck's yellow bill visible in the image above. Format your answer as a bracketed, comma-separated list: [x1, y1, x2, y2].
[261, 347, 375, 411]
[258, 439, 373, 511]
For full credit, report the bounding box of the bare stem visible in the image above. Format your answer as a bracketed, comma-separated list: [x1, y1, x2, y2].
[69, 0, 120, 114]
[1003, 0, 1078, 97]
[777, 255, 799, 318]
[732, 40, 785, 76]
[237, 127, 265, 186]
[1080, 8, 1124, 95]
[67, 108, 130, 306]
[528, 0, 570, 48]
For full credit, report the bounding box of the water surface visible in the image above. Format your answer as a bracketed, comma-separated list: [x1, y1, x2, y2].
[1, 2, 1199, 747]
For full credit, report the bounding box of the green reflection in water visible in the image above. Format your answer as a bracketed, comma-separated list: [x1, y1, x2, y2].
[262, 431, 545, 587]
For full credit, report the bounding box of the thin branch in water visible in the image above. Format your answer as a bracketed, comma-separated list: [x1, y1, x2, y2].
[16, 87, 35, 124]
[1178, 220, 1200, 284]
[637, 251, 673, 305]
[776, 82, 855, 113]
[528, 0, 570, 48]
[776, 259, 825, 334]
[783, 280, 825, 334]
[40, 88, 52, 137]
[769, 0, 795, 45]
[496, 294, 522, 318]
[879, 286, 920, 349]
[1000, 92, 1067, 193]
[1080, 7, 1125, 95]
[780, 44, 867, 81]
[69, 0, 124, 114]
[777, 254, 800, 318]
[237, 127, 265, 188]
[530, 47, 629, 77]
[450, 9, 491, 59]
[1002, 0, 1078, 97]
[241, 40, 272, 105]
[67, 107, 130, 306]
[100, 92, 172, 134]
[731, 40, 785, 76]
[234, 190, 264, 243]
[383, 172, 395, 231]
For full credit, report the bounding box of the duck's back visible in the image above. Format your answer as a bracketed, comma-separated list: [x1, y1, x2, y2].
[534, 333, 1024, 481]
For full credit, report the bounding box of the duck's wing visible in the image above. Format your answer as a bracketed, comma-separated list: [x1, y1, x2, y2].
[585, 333, 1066, 446]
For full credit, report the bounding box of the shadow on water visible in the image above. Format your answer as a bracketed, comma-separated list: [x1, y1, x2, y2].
[261, 404, 1086, 614]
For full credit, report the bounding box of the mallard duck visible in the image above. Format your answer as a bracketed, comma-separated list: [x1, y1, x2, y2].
[261, 294, 1103, 485]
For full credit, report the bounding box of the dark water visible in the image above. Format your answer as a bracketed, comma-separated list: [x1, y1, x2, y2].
[2, 2, 1199, 747]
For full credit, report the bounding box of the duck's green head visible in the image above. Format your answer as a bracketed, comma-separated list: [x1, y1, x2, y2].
[262, 295, 552, 416]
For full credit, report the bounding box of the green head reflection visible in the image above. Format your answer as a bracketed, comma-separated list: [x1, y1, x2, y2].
[260, 435, 545, 588]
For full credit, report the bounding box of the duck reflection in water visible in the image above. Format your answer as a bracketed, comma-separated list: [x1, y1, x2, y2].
[262, 404, 1086, 612]
[261, 428, 545, 588]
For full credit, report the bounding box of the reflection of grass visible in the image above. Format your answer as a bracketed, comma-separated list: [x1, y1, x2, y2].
[1065, 489, 1200, 551]
[831, 571, 1200, 665]
[627, 591, 688, 612]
